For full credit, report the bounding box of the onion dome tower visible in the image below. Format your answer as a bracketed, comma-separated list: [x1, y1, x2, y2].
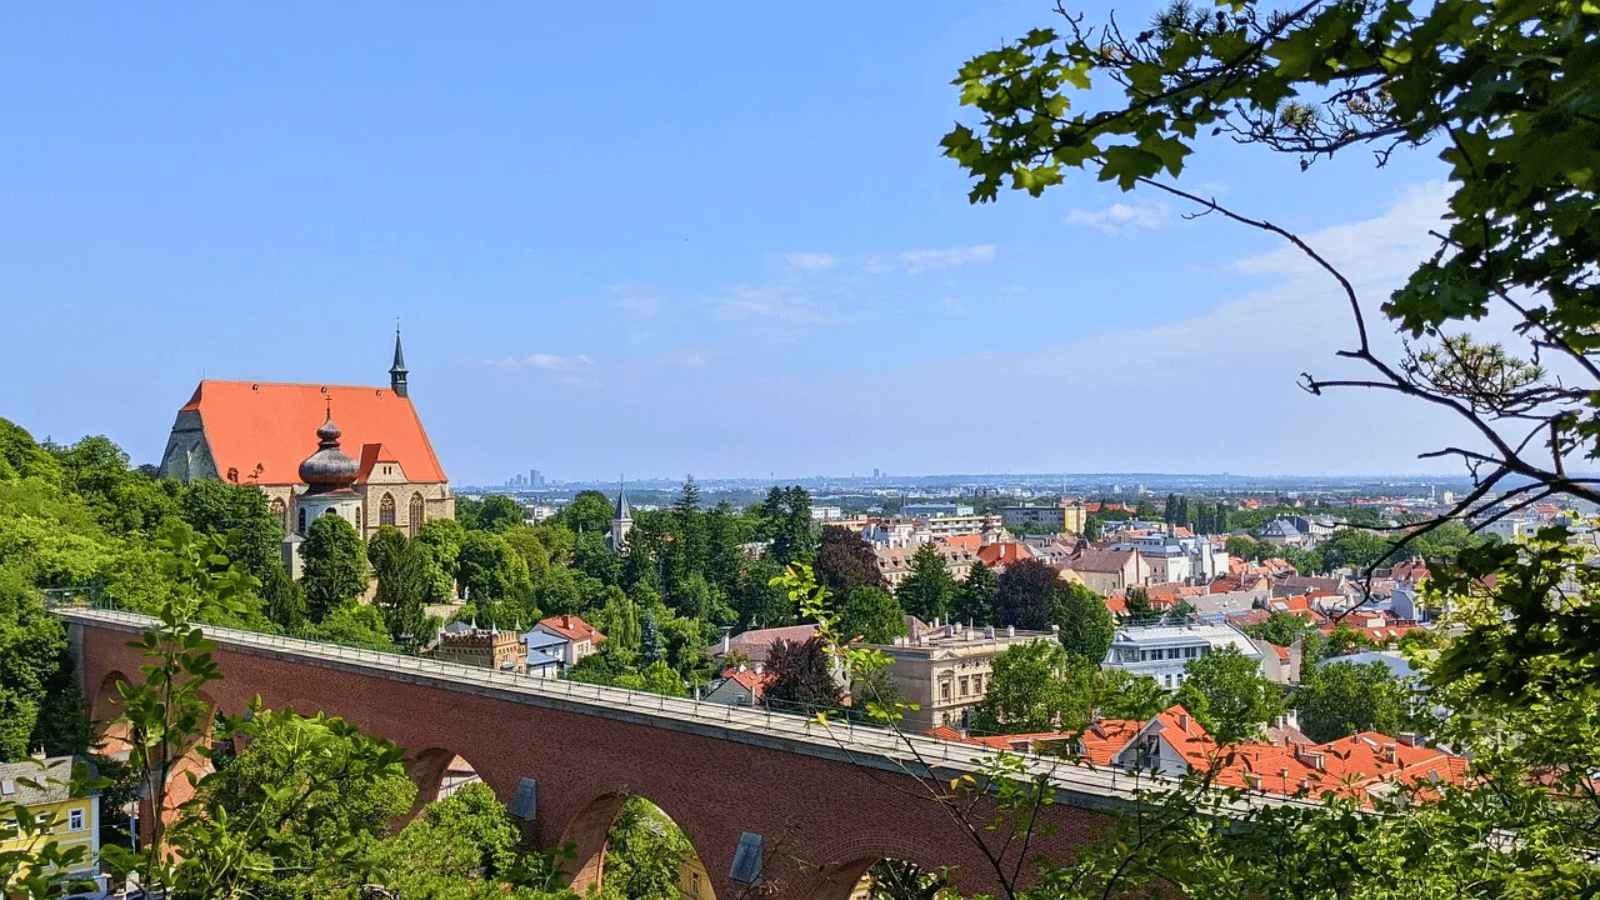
[292, 404, 365, 536]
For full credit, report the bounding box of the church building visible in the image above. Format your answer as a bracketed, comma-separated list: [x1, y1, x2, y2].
[158, 331, 455, 572]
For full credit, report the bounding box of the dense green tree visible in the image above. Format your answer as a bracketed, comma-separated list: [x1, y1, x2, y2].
[596, 798, 693, 900]
[300, 603, 395, 652]
[760, 486, 816, 567]
[836, 585, 906, 644]
[1057, 581, 1114, 663]
[0, 419, 63, 484]
[703, 500, 753, 595]
[258, 563, 307, 630]
[352, 781, 563, 900]
[1094, 669, 1172, 722]
[1294, 660, 1411, 743]
[764, 636, 842, 711]
[735, 558, 795, 629]
[178, 479, 282, 581]
[367, 524, 408, 575]
[955, 561, 999, 626]
[464, 494, 526, 532]
[57, 435, 178, 538]
[415, 517, 466, 598]
[374, 539, 440, 648]
[896, 543, 955, 622]
[971, 640, 1097, 735]
[190, 709, 415, 900]
[456, 531, 528, 606]
[299, 514, 368, 622]
[558, 490, 614, 536]
[638, 609, 663, 665]
[614, 660, 686, 697]
[995, 559, 1062, 631]
[1122, 587, 1156, 623]
[1176, 645, 1285, 745]
[815, 525, 885, 596]
[1245, 611, 1319, 648]
[1224, 535, 1258, 562]
[0, 570, 69, 761]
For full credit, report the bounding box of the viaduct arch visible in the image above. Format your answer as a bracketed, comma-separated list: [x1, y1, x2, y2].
[67, 610, 1122, 900]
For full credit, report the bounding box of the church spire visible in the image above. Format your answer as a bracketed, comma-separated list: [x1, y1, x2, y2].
[389, 325, 409, 398]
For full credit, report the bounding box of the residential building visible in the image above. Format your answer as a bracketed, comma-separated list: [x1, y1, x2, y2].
[998, 504, 1069, 534]
[156, 331, 454, 563]
[534, 615, 606, 668]
[702, 664, 774, 707]
[901, 502, 973, 517]
[811, 505, 846, 522]
[433, 624, 526, 673]
[1065, 546, 1150, 594]
[930, 705, 1466, 804]
[710, 624, 819, 667]
[0, 756, 102, 896]
[522, 630, 567, 677]
[1101, 622, 1264, 690]
[867, 623, 1054, 730]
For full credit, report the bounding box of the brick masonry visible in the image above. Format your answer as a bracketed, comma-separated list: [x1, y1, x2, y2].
[76, 621, 1111, 900]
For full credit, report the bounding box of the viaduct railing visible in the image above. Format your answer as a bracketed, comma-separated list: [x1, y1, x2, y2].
[57, 605, 1312, 815]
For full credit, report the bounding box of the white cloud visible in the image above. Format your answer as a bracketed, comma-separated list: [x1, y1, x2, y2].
[486, 353, 595, 372]
[940, 297, 966, 315]
[607, 285, 665, 320]
[804, 181, 1483, 475]
[897, 244, 996, 274]
[780, 252, 839, 272]
[1064, 201, 1172, 236]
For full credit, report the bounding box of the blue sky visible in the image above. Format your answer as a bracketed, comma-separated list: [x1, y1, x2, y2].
[0, 2, 1471, 484]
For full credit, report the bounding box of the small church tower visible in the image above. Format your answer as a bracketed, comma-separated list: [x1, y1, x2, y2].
[390, 327, 409, 398]
[608, 480, 633, 553]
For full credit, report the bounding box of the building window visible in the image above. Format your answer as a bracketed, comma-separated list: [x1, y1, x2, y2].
[959, 677, 970, 697]
[297, 507, 306, 535]
[355, 506, 363, 532]
[410, 493, 426, 536]
[69, 808, 83, 831]
[941, 681, 952, 702]
[380, 493, 396, 527]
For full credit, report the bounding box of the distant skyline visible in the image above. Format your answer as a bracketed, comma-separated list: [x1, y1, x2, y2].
[2, 3, 1487, 485]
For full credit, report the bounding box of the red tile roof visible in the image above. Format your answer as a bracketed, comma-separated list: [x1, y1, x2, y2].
[537, 615, 606, 644]
[977, 541, 1034, 570]
[180, 380, 447, 486]
[719, 666, 775, 701]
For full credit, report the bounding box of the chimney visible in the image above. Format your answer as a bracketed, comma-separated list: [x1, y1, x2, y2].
[754, 662, 764, 675]
[723, 633, 731, 654]
[1294, 746, 1326, 771]
[562, 615, 571, 629]
[738, 663, 747, 673]
[1398, 731, 1422, 747]
[1382, 743, 1398, 765]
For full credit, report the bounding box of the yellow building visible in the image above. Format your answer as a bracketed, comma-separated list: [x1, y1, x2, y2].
[0, 756, 102, 895]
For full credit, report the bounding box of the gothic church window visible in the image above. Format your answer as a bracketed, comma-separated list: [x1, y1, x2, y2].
[410, 493, 425, 537]
[270, 498, 288, 537]
[380, 493, 396, 527]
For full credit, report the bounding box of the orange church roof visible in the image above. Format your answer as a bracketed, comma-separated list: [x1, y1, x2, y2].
[180, 380, 448, 486]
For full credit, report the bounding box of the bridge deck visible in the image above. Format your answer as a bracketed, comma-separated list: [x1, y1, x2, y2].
[59, 606, 1307, 814]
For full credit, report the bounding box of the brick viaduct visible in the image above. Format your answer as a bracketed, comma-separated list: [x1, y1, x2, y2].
[64, 610, 1138, 900]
